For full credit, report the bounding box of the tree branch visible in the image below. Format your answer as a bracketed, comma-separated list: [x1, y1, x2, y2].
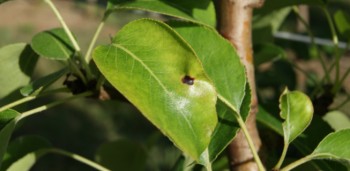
[214, 0, 264, 170]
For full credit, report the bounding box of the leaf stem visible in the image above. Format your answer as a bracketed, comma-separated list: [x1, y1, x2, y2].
[236, 116, 265, 171]
[84, 15, 107, 62]
[280, 154, 314, 171]
[68, 59, 88, 84]
[44, 0, 93, 80]
[0, 87, 71, 113]
[48, 148, 110, 171]
[293, 6, 330, 83]
[273, 141, 289, 170]
[44, 0, 80, 52]
[322, 7, 341, 93]
[0, 96, 36, 113]
[19, 91, 93, 120]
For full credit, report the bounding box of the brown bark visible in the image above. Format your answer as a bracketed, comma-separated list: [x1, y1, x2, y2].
[214, 0, 264, 170]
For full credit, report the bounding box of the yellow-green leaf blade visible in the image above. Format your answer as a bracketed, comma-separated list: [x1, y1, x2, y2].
[280, 89, 314, 143]
[312, 129, 350, 161]
[93, 19, 217, 162]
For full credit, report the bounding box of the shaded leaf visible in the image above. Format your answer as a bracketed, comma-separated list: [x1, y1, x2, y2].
[334, 10, 350, 39]
[253, 7, 291, 33]
[93, 19, 217, 162]
[0, 43, 38, 98]
[280, 89, 313, 143]
[312, 129, 350, 161]
[31, 28, 75, 60]
[254, 43, 286, 66]
[0, 109, 20, 168]
[1, 136, 51, 171]
[256, 106, 283, 135]
[107, 0, 216, 27]
[257, 0, 326, 15]
[252, 26, 274, 44]
[95, 140, 147, 171]
[20, 68, 68, 96]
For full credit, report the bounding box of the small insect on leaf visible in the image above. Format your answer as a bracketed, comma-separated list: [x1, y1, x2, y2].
[182, 75, 194, 85]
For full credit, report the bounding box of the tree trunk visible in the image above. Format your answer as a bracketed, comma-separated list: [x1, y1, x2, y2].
[214, 0, 264, 170]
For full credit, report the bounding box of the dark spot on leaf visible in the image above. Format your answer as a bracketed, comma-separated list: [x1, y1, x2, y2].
[182, 75, 194, 85]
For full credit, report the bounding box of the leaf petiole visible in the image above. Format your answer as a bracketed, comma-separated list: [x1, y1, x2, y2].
[48, 148, 110, 171]
[280, 154, 314, 171]
[44, 0, 93, 80]
[236, 116, 266, 171]
[19, 91, 93, 120]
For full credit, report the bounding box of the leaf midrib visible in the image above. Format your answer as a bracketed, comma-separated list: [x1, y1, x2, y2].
[112, 43, 169, 93]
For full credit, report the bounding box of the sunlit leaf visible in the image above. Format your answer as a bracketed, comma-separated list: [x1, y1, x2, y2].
[6, 149, 48, 171]
[31, 28, 75, 60]
[1, 136, 51, 171]
[168, 21, 246, 113]
[257, 108, 346, 170]
[312, 129, 350, 162]
[93, 19, 217, 163]
[280, 89, 313, 143]
[20, 68, 68, 96]
[0, 43, 38, 99]
[323, 111, 350, 131]
[107, 0, 216, 27]
[95, 140, 147, 171]
[0, 109, 20, 168]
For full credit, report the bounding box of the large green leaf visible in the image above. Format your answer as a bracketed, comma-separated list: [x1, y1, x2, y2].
[95, 140, 147, 171]
[1, 135, 51, 171]
[168, 21, 248, 161]
[280, 89, 313, 143]
[168, 21, 246, 113]
[0, 43, 38, 99]
[107, 0, 216, 27]
[311, 129, 350, 161]
[31, 28, 75, 60]
[0, 109, 20, 168]
[20, 68, 68, 96]
[93, 19, 217, 162]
